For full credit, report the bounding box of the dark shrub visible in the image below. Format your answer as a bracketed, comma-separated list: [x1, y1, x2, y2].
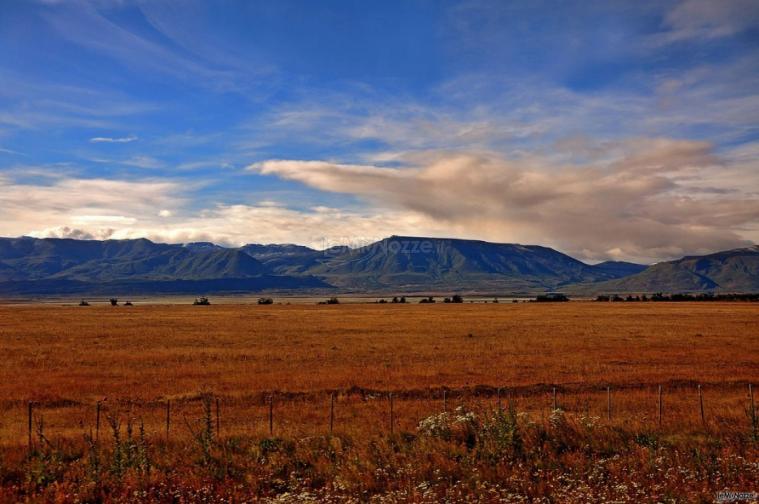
[535, 293, 569, 302]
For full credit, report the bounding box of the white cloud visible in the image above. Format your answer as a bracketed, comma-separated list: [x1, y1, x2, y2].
[89, 135, 138, 143]
[39, 3, 273, 94]
[0, 176, 183, 240]
[0, 173, 444, 250]
[241, 54, 758, 160]
[71, 215, 137, 225]
[32, 226, 98, 240]
[131, 204, 447, 249]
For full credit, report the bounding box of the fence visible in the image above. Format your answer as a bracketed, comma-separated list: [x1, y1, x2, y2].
[13, 382, 756, 451]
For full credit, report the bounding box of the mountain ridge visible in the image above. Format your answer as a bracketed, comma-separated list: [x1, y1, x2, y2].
[0, 235, 756, 295]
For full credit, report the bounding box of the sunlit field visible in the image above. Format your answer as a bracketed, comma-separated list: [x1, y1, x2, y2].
[0, 302, 757, 502]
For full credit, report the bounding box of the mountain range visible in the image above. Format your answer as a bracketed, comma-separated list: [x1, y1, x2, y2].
[0, 235, 756, 296]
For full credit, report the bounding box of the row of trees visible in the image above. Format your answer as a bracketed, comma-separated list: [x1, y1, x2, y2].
[597, 293, 759, 302]
[378, 297, 407, 304]
[79, 299, 133, 306]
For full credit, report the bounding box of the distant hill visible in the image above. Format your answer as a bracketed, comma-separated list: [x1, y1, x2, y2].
[574, 246, 759, 293]
[1, 235, 756, 296]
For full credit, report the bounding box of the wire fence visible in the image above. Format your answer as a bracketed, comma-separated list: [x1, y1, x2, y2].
[9, 382, 756, 451]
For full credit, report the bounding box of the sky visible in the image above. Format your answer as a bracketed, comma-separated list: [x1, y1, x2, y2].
[1, 0, 758, 263]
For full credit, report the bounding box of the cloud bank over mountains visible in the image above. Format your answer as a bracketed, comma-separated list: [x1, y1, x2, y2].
[251, 139, 758, 263]
[2, 136, 756, 264]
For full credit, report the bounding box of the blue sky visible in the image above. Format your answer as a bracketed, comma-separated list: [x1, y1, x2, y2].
[1, 0, 758, 262]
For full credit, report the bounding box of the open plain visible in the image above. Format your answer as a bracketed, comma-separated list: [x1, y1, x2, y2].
[0, 301, 757, 501]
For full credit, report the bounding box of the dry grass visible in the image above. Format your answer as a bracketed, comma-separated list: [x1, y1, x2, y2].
[0, 302, 757, 501]
[1, 302, 756, 398]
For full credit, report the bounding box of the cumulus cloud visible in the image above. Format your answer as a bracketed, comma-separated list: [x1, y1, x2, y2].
[89, 135, 138, 143]
[0, 173, 444, 250]
[250, 139, 759, 263]
[32, 226, 98, 240]
[128, 204, 447, 249]
[0, 175, 183, 240]
[26, 204, 445, 250]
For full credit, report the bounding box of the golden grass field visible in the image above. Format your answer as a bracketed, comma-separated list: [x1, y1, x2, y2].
[0, 301, 757, 502]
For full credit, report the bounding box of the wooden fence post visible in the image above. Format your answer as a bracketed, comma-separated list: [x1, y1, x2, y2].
[750, 384, 756, 437]
[389, 393, 394, 434]
[96, 401, 101, 443]
[698, 384, 705, 427]
[497, 387, 502, 411]
[552, 387, 557, 410]
[658, 386, 663, 428]
[269, 395, 274, 436]
[27, 402, 32, 452]
[607, 386, 611, 421]
[443, 390, 447, 413]
[165, 400, 171, 442]
[215, 397, 221, 436]
[329, 392, 335, 435]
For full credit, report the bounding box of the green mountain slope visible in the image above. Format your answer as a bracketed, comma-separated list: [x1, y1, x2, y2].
[575, 246, 759, 293]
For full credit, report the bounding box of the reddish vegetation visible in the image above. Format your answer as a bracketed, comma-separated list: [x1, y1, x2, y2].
[0, 302, 757, 501]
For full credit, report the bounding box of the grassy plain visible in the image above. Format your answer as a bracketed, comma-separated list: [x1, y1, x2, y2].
[0, 302, 757, 501]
